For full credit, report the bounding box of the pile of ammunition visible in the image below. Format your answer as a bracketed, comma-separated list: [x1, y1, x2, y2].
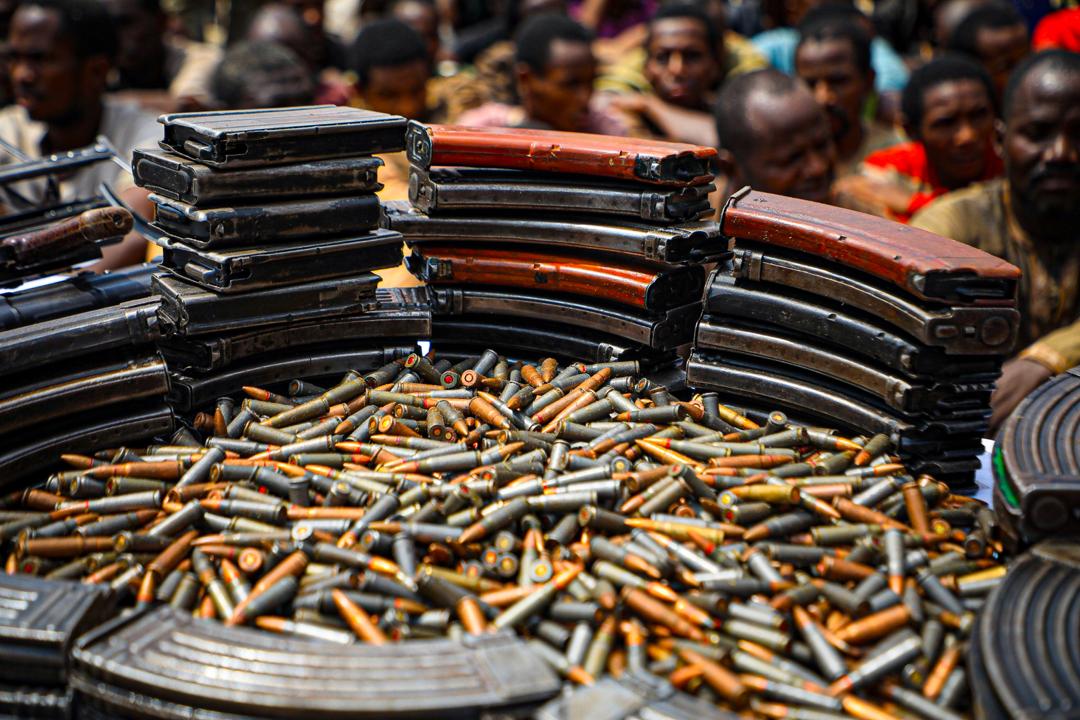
[689, 189, 1022, 490]
[137, 106, 407, 330]
[0, 348, 1012, 718]
[386, 123, 729, 360]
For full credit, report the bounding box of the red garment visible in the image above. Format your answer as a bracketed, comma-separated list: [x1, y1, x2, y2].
[862, 140, 1004, 222]
[1033, 8, 1080, 52]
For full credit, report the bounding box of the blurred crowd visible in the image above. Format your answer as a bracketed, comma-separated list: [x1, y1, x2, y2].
[0, 0, 1077, 422]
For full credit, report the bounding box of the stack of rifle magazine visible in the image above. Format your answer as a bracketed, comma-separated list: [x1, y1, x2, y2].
[687, 189, 1021, 489]
[0, 266, 171, 483]
[135, 107, 429, 408]
[389, 123, 731, 366]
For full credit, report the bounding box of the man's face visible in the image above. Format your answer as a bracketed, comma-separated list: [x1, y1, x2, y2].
[1005, 68, 1080, 236]
[8, 6, 85, 123]
[740, 86, 836, 203]
[518, 39, 595, 132]
[645, 17, 719, 110]
[795, 37, 871, 148]
[917, 79, 995, 187]
[361, 60, 429, 120]
[974, 23, 1029, 103]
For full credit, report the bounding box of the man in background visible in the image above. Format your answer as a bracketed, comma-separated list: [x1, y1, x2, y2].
[0, 0, 158, 269]
[457, 13, 627, 134]
[912, 51, 1080, 429]
[835, 55, 1001, 222]
[947, 1, 1030, 104]
[795, 10, 902, 177]
[713, 68, 836, 205]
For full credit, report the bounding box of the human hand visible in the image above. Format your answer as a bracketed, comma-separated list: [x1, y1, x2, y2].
[990, 357, 1054, 434]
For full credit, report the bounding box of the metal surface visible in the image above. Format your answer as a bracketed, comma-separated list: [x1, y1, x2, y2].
[385, 201, 728, 264]
[731, 245, 1019, 355]
[722, 188, 1020, 304]
[160, 229, 403, 293]
[405, 122, 717, 186]
[150, 194, 383, 249]
[994, 367, 1080, 548]
[133, 148, 383, 205]
[0, 355, 169, 435]
[410, 244, 705, 311]
[430, 287, 699, 350]
[695, 322, 996, 414]
[0, 574, 115, 686]
[686, 350, 910, 440]
[0, 138, 114, 187]
[159, 106, 407, 167]
[159, 290, 430, 372]
[409, 167, 714, 222]
[0, 299, 159, 378]
[0, 265, 155, 331]
[152, 272, 379, 336]
[168, 345, 414, 410]
[704, 273, 1009, 364]
[973, 542, 1080, 719]
[71, 605, 560, 718]
[431, 317, 643, 365]
[535, 672, 738, 720]
[0, 404, 174, 485]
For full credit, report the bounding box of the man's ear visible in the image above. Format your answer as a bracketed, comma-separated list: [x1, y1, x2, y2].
[992, 117, 1006, 158]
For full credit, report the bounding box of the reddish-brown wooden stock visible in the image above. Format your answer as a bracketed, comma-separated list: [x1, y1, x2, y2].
[416, 244, 683, 309]
[414, 125, 717, 186]
[721, 189, 1020, 304]
[2, 206, 133, 264]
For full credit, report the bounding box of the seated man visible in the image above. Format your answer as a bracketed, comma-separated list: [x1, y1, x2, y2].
[752, 0, 909, 100]
[947, 1, 1030, 104]
[211, 41, 315, 110]
[606, 3, 723, 145]
[348, 19, 436, 287]
[348, 18, 441, 200]
[457, 13, 628, 135]
[246, 4, 350, 105]
[0, 0, 158, 270]
[101, 0, 220, 111]
[835, 55, 1001, 222]
[795, 9, 903, 177]
[713, 68, 836, 206]
[911, 51, 1080, 429]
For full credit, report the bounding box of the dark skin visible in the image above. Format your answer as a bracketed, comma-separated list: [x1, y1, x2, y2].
[8, 5, 152, 270]
[719, 86, 836, 204]
[101, 0, 167, 89]
[644, 17, 719, 111]
[990, 67, 1080, 429]
[392, 0, 439, 66]
[795, 37, 874, 164]
[974, 22, 1029, 103]
[909, 79, 996, 189]
[357, 60, 429, 120]
[517, 39, 595, 132]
